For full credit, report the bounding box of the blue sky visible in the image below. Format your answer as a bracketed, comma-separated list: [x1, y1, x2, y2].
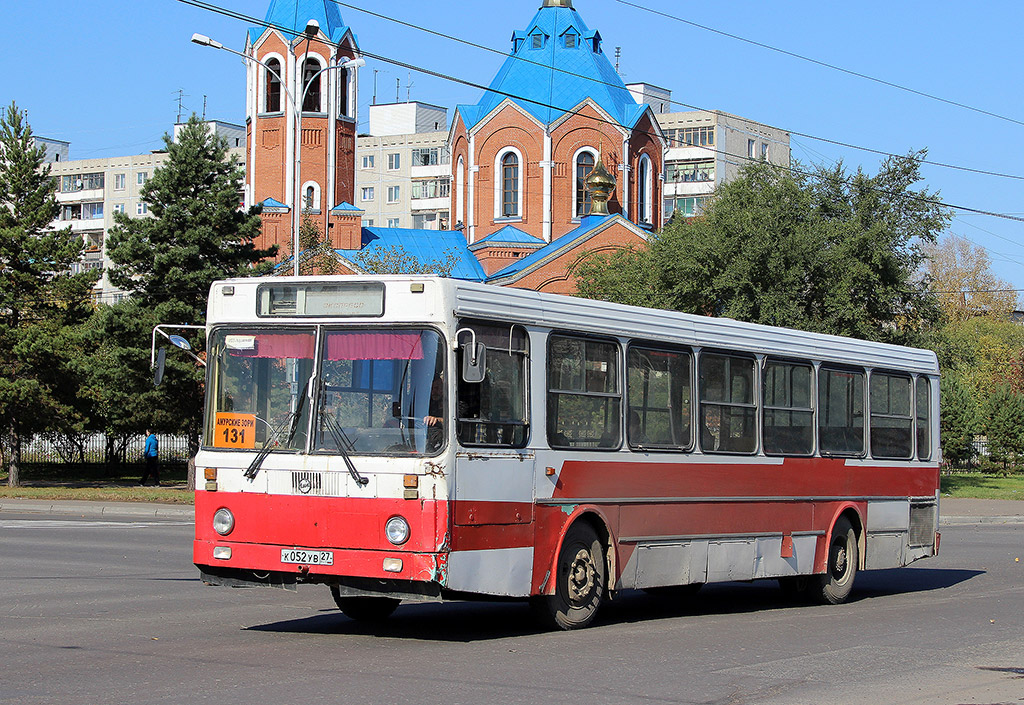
[4, 0, 1023, 291]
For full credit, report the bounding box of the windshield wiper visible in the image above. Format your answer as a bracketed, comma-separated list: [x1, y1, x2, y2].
[317, 400, 369, 487]
[244, 383, 310, 481]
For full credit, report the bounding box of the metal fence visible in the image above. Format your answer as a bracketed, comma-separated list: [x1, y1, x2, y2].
[21, 433, 192, 465]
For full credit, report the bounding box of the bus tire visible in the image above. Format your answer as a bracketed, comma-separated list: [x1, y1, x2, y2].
[330, 587, 400, 622]
[814, 515, 858, 605]
[532, 522, 606, 630]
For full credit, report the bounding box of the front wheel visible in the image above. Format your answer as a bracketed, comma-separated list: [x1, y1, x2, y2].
[330, 587, 400, 622]
[531, 522, 606, 630]
[813, 516, 858, 605]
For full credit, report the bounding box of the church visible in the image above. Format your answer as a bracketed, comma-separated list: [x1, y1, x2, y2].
[244, 0, 665, 294]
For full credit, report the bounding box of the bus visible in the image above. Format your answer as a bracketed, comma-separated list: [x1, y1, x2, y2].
[193, 275, 940, 629]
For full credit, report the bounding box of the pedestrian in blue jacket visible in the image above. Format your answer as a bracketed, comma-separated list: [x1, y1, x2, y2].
[140, 430, 160, 485]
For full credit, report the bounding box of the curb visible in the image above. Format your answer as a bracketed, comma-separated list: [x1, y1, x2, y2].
[0, 499, 193, 519]
[940, 515, 1024, 526]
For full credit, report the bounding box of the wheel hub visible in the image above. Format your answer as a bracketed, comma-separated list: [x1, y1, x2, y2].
[567, 548, 596, 605]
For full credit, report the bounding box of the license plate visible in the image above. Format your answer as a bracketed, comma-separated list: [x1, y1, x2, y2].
[281, 548, 334, 566]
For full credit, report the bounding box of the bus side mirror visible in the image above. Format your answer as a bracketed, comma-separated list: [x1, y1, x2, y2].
[462, 343, 486, 383]
[154, 347, 167, 387]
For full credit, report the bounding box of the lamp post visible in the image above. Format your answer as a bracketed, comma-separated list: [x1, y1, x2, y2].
[191, 27, 362, 276]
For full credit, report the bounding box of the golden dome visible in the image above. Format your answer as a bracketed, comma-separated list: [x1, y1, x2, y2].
[585, 155, 616, 215]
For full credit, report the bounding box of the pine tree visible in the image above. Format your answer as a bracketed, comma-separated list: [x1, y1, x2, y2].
[103, 114, 275, 456]
[983, 384, 1024, 474]
[0, 102, 97, 486]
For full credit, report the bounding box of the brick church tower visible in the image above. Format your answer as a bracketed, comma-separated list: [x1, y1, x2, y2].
[244, 0, 361, 260]
[449, 0, 665, 248]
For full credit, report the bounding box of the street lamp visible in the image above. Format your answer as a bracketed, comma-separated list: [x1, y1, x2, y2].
[191, 25, 361, 276]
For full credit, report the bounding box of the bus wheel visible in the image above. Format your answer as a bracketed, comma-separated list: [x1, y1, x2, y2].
[814, 516, 858, 605]
[532, 522, 606, 630]
[330, 587, 400, 622]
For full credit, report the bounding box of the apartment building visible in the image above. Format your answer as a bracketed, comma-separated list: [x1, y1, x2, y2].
[44, 121, 244, 301]
[657, 109, 790, 222]
[355, 103, 451, 230]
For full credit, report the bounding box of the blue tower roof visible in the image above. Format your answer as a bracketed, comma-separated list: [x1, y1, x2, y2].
[249, 0, 353, 45]
[456, 4, 645, 130]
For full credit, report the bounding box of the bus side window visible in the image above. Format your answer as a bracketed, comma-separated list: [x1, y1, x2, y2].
[762, 359, 814, 456]
[818, 367, 865, 456]
[870, 372, 913, 459]
[699, 353, 756, 454]
[548, 335, 621, 450]
[456, 322, 529, 448]
[916, 377, 931, 461]
[627, 346, 692, 451]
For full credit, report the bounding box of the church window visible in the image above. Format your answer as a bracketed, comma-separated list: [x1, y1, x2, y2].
[338, 67, 350, 117]
[266, 58, 282, 112]
[575, 151, 596, 217]
[302, 58, 322, 112]
[531, 33, 545, 50]
[638, 154, 653, 225]
[565, 33, 578, 49]
[501, 152, 519, 218]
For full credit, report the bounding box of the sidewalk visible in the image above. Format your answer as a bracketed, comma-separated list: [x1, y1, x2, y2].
[0, 497, 1020, 524]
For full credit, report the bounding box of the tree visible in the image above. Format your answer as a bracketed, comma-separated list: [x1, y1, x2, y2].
[923, 235, 1018, 322]
[354, 244, 459, 277]
[939, 373, 977, 467]
[103, 114, 276, 455]
[0, 102, 97, 486]
[576, 153, 948, 345]
[982, 384, 1024, 473]
[291, 212, 340, 276]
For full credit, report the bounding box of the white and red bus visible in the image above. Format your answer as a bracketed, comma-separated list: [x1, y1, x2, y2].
[193, 275, 940, 629]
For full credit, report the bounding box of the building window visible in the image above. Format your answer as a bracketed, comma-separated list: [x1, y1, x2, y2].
[387, 153, 401, 170]
[761, 142, 769, 160]
[362, 218, 374, 226]
[638, 154, 653, 224]
[387, 186, 400, 203]
[666, 126, 714, 148]
[531, 33, 545, 49]
[137, 202, 148, 215]
[575, 150, 596, 217]
[137, 172, 148, 185]
[411, 147, 450, 166]
[456, 156, 465, 227]
[61, 172, 104, 192]
[114, 203, 125, 214]
[337, 66, 350, 117]
[83, 202, 104, 220]
[387, 217, 400, 228]
[665, 196, 706, 220]
[361, 155, 374, 169]
[666, 160, 714, 183]
[564, 32, 578, 49]
[114, 173, 126, 190]
[500, 151, 519, 218]
[266, 58, 282, 112]
[361, 187, 374, 201]
[412, 179, 450, 200]
[301, 58, 322, 112]
[747, 139, 756, 159]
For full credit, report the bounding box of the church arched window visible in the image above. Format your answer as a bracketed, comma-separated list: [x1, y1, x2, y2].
[575, 149, 596, 217]
[638, 153, 653, 225]
[302, 57, 322, 112]
[265, 58, 282, 112]
[500, 151, 520, 218]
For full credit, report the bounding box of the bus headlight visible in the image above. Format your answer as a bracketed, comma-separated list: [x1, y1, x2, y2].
[213, 508, 235, 536]
[385, 516, 410, 545]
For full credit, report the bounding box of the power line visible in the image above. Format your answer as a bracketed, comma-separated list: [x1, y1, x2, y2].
[614, 0, 1024, 130]
[320, 0, 1024, 184]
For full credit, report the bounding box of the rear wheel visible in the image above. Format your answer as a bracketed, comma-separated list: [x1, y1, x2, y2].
[532, 522, 606, 630]
[813, 516, 858, 604]
[330, 587, 400, 622]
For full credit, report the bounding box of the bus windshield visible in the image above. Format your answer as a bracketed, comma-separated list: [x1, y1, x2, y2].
[204, 327, 446, 457]
[315, 328, 445, 456]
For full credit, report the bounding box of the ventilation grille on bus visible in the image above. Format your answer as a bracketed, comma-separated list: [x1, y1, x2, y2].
[909, 503, 936, 546]
[291, 471, 345, 497]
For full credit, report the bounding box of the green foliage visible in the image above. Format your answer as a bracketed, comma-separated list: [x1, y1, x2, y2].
[100, 115, 276, 452]
[292, 213, 340, 276]
[939, 373, 977, 466]
[981, 384, 1024, 474]
[354, 244, 459, 277]
[0, 102, 98, 485]
[577, 154, 948, 345]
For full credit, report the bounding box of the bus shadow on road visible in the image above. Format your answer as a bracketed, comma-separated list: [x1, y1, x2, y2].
[246, 568, 983, 641]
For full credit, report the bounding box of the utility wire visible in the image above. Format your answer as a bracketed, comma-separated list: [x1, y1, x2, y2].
[177, 0, 1024, 225]
[614, 0, 1024, 130]
[320, 0, 1024, 183]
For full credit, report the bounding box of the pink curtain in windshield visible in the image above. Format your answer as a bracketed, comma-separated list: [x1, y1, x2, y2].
[229, 334, 315, 359]
[326, 332, 424, 361]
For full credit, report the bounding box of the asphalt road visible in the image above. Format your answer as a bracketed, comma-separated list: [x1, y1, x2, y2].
[0, 511, 1021, 705]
